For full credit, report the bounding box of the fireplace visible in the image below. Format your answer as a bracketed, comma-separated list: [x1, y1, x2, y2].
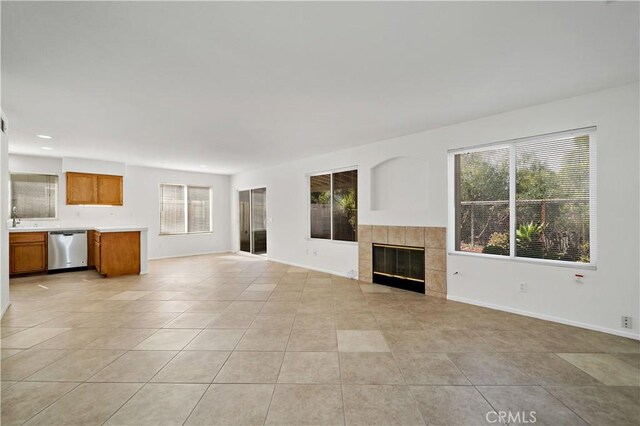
[372, 244, 425, 293]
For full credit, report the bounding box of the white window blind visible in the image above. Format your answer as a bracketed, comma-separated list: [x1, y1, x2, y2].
[10, 174, 58, 219]
[160, 184, 186, 234]
[187, 186, 212, 233]
[160, 184, 212, 235]
[452, 128, 595, 265]
[515, 134, 592, 262]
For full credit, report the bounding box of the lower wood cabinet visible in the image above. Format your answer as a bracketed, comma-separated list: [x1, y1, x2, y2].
[9, 232, 47, 275]
[9, 230, 140, 278]
[94, 231, 140, 277]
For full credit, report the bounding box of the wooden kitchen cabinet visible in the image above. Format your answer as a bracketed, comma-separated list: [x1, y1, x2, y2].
[94, 231, 140, 277]
[66, 172, 123, 206]
[66, 172, 97, 205]
[9, 232, 47, 276]
[94, 231, 102, 273]
[97, 175, 123, 205]
[87, 230, 95, 267]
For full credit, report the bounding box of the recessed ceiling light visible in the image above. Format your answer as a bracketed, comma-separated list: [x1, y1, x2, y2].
[36, 134, 53, 139]
[41, 146, 53, 150]
[200, 165, 208, 168]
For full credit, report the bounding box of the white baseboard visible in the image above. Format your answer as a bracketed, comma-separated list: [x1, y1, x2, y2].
[265, 256, 353, 279]
[447, 294, 640, 340]
[148, 250, 232, 261]
[234, 251, 268, 260]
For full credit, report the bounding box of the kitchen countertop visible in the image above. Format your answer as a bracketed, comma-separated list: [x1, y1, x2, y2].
[8, 225, 148, 233]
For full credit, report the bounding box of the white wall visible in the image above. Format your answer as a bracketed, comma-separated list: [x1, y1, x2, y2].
[231, 83, 639, 338]
[8, 156, 231, 259]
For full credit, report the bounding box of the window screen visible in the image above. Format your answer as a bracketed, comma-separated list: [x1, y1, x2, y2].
[10, 174, 58, 219]
[310, 174, 331, 239]
[332, 170, 358, 242]
[187, 186, 211, 233]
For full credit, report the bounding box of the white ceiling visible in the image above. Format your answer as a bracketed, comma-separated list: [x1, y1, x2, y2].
[2, 1, 638, 175]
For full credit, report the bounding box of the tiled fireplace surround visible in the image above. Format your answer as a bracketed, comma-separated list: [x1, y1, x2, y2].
[358, 225, 447, 298]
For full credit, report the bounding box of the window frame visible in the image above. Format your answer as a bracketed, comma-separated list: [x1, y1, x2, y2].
[9, 172, 59, 221]
[447, 127, 597, 269]
[307, 166, 358, 244]
[158, 183, 213, 236]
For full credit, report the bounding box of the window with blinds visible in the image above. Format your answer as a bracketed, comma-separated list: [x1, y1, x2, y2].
[309, 169, 358, 242]
[160, 184, 211, 235]
[187, 186, 212, 233]
[451, 128, 596, 265]
[10, 174, 58, 219]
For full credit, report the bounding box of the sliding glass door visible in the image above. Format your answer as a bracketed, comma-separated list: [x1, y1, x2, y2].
[238, 188, 267, 255]
[239, 190, 251, 253]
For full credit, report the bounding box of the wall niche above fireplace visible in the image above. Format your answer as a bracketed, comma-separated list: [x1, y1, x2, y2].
[373, 244, 425, 293]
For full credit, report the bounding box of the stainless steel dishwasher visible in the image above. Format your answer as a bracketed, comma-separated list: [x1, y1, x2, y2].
[48, 230, 88, 271]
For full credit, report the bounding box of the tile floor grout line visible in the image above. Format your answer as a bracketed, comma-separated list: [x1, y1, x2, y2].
[16, 381, 83, 426]
[540, 384, 597, 425]
[180, 382, 213, 426]
[19, 347, 129, 383]
[99, 381, 148, 426]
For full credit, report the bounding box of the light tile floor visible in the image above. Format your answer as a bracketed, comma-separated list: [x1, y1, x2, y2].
[1, 253, 638, 425]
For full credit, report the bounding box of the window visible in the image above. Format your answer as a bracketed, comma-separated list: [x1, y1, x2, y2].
[309, 169, 358, 242]
[160, 184, 211, 235]
[10, 174, 58, 219]
[451, 128, 595, 265]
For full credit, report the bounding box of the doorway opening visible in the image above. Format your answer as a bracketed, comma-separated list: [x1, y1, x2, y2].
[239, 188, 267, 255]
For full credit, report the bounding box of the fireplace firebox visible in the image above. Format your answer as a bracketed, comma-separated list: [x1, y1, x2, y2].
[372, 244, 425, 293]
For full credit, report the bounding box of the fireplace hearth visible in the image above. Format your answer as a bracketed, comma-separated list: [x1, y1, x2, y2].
[372, 243, 425, 293]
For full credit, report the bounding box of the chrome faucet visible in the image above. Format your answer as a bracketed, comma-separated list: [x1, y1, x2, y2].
[11, 206, 20, 227]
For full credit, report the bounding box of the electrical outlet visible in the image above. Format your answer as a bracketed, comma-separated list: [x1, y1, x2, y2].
[519, 282, 527, 293]
[621, 316, 632, 329]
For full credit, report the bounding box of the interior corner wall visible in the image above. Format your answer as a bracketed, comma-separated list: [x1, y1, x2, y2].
[7, 156, 232, 259]
[230, 82, 639, 338]
[1, 113, 9, 316]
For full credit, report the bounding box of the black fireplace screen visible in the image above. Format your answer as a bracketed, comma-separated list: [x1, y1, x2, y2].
[372, 244, 425, 293]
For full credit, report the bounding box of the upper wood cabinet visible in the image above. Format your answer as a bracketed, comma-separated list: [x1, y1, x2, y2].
[97, 174, 123, 205]
[66, 172, 123, 206]
[66, 172, 97, 205]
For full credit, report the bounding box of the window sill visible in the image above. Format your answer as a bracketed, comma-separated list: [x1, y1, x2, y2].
[448, 250, 597, 271]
